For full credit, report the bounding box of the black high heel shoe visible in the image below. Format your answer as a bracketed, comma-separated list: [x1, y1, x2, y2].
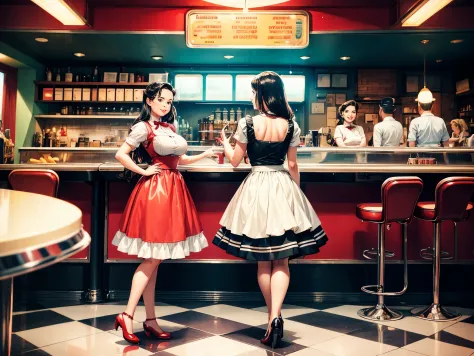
[260, 317, 283, 349]
[278, 314, 284, 338]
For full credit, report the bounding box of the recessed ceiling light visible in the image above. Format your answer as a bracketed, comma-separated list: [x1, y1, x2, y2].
[224, 55, 234, 59]
[74, 52, 85, 57]
[436, 59, 443, 63]
[340, 56, 350, 60]
[450, 39, 463, 44]
[151, 55, 163, 60]
[300, 56, 310, 60]
[35, 37, 48, 43]
[421, 39, 430, 44]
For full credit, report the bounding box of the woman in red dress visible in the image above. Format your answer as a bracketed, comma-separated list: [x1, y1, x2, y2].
[113, 82, 213, 344]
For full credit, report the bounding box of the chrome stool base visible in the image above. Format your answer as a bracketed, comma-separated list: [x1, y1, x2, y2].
[411, 303, 460, 321]
[358, 304, 403, 321]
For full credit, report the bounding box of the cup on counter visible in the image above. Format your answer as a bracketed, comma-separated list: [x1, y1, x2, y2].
[216, 152, 224, 164]
[311, 130, 319, 147]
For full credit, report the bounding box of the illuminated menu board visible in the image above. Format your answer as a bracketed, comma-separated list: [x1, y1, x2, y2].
[186, 10, 309, 48]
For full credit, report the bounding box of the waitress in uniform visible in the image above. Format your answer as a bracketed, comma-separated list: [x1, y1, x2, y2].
[334, 100, 366, 147]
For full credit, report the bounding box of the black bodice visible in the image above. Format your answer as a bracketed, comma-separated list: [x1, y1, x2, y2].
[245, 116, 294, 166]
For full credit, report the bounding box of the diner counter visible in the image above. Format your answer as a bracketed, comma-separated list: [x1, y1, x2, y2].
[3, 146, 474, 305]
[1, 163, 474, 173]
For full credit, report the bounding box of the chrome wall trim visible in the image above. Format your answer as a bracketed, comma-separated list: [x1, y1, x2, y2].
[104, 258, 474, 265]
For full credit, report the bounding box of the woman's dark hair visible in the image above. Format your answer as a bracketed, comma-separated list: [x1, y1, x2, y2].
[337, 100, 359, 125]
[119, 82, 177, 184]
[251, 71, 293, 120]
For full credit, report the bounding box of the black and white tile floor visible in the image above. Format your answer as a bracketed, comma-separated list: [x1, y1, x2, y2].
[10, 300, 474, 356]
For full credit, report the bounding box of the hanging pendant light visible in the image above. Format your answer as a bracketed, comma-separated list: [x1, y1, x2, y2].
[416, 41, 436, 104]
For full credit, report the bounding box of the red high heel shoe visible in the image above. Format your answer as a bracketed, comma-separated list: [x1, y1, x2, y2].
[115, 312, 140, 344]
[143, 318, 171, 340]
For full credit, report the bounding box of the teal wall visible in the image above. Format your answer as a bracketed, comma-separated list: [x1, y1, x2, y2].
[0, 41, 45, 163]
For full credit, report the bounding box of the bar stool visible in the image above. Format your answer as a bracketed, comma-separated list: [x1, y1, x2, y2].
[411, 176, 474, 321]
[356, 176, 423, 321]
[8, 169, 59, 197]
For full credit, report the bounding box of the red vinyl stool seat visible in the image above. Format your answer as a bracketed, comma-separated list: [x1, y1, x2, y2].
[411, 177, 474, 321]
[8, 169, 59, 197]
[357, 176, 423, 322]
[415, 202, 473, 221]
[356, 204, 383, 222]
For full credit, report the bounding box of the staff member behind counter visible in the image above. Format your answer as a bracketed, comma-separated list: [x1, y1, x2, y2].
[373, 97, 404, 147]
[408, 88, 449, 147]
[334, 100, 367, 147]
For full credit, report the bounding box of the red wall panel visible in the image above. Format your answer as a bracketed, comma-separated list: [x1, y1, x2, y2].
[58, 182, 92, 260]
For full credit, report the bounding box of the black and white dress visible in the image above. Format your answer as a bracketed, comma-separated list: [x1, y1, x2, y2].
[212, 116, 328, 261]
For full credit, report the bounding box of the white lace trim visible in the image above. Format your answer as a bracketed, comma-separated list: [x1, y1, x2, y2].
[112, 231, 208, 260]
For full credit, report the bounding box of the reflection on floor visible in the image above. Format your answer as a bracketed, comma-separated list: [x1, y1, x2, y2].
[11, 300, 474, 356]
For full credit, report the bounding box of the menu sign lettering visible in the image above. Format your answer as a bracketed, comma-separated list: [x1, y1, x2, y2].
[186, 10, 309, 48]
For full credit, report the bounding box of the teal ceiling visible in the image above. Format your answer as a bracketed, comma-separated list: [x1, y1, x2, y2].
[0, 31, 473, 68]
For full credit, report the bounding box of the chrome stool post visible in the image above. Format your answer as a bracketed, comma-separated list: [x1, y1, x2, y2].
[411, 177, 474, 321]
[356, 177, 423, 322]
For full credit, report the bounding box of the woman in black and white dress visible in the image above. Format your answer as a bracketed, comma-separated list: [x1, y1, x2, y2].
[213, 72, 328, 348]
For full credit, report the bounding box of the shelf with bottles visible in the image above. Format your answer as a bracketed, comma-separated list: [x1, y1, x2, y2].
[35, 115, 136, 120]
[35, 81, 149, 87]
[36, 100, 140, 104]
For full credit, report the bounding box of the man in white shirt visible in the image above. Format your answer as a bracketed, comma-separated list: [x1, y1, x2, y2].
[408, 88, 449, 147]
[373, 97, 403, 147]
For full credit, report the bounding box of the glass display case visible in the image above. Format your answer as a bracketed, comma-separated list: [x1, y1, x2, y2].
[17, 146, 474, 171]
[19, 147, 117, 164]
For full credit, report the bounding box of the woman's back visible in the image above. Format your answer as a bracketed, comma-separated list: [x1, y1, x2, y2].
[252, 114, 290, 142]
[240, 115, 301, 166]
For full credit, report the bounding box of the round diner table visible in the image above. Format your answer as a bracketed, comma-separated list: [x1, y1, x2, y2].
[0, 189, 91, 356]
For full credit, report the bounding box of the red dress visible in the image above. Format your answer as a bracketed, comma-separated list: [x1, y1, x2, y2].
[112, 121, 208, 259]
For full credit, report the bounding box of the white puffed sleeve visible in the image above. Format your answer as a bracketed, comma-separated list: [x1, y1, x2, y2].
[290, 120, 302, 147]
[125, 122, 148, 150]
[233, 117, 248, 144]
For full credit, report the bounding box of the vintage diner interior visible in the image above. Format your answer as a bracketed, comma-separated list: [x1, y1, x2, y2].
[1, 0, 474, 355]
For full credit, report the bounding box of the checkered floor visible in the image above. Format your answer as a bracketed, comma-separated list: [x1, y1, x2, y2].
[10, 300, 474, 356]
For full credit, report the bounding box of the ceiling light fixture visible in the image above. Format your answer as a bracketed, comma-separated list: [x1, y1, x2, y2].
[74, 52, 85, 57]
[340, 56, 350, 60]
[151, 56, 163, 60]
[203, 0, 289, 10]
[450, 39, 464, 44]
[300, 56, 310, 60]
[224, 55, 234, 59]
[401, 0, 453, 27]
[421, 39, 430, 44]
[31, 0, 86, 26]
[35, 37, 48, 43]
[436, 59, 442, 63]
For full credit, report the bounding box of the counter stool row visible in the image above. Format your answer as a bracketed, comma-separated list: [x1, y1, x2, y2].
[356, 176, 474, 322]
[7, 169, 473, 323]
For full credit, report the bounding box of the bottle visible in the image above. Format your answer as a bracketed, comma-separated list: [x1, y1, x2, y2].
[200, 119, 206, 141]
[65, 67, 73, 82]
[208, 116, 214, 141]
[55, 68, 61, 82]
[229, 108, 235, 123]
[92, 66, 99, 82]
[129, 73, 135, 83]
[46, 68, 52, 81]
[236, 107, 242, 120]
[223, 107, 229, 122]
[215, 108, 221, 122]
